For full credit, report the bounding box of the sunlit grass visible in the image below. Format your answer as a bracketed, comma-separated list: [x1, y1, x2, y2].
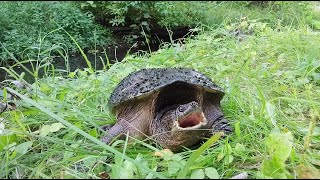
[1, 2, 320, 179]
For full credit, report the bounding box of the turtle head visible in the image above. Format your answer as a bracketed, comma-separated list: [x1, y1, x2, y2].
[172, 101, 207, 131]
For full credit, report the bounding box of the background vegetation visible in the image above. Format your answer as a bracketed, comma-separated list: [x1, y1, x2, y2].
[1, 1, 320, 179]
[0, 1, 112, 65]
[78, 1, 320, 29]
[2, 1, 320, 65]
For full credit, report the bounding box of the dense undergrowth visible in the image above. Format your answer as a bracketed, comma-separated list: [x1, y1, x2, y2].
[0, 1, 112, 65]
[78, 1, 320, 29]
[1, 1, 320, 179]
[2, 1, 320, 65]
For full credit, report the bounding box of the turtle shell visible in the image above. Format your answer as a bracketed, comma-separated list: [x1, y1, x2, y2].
[108, 67, 225, 113]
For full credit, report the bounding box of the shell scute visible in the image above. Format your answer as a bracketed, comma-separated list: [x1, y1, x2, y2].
[108, 67, 224, 113]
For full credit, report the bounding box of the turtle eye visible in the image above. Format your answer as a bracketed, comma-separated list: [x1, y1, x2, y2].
[178, 106, 185, 112]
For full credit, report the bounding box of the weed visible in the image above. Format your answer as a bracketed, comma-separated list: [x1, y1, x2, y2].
[0, 1, 113, 65]
[1, 1, 320, 179]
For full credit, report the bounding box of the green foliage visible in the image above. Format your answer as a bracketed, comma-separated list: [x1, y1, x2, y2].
[14, 141, 33, 156]
[0, 2, 113, 64]
[1, 1, 320, 179]
[38, 123, 66, 137]
[78, 1, 320, 31]
[204, 167, 220, 179]
[200, 1, 320, 30]
[79, 1, 212, 28]
[258, 131, 294, 178]
[76, 1, 320, 46]
[78, 1, 215, 44]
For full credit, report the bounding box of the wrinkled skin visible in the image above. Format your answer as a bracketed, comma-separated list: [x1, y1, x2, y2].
[101, 68, 233, 151]
[101, 99, 232, 151]
[150, 101, 232, 151]
[150, 101, 209, 151]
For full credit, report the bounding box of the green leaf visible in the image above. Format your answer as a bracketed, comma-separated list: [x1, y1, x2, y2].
[261, 156, 286, 178]
[235, 121, 241, 137]
[111, 155, 138, 179]
[171, 154, 183, 161]
[39, 125, 51, 137]
[266, 101, 277, 127]
[224, 154, 234, 165]
[177, 132, 224, 178]
[143, 13, 151, 18]
[217, 152, 225, 161]
[204, 167, 219, 179]
[83, 155, 97, 167]
[168, 161, 181, 176]
[39, 123, 66, 137]
[224, 144, 232, 155]
[50, 123, 66, 132]
[141, 21, 148, 26]
[15, 141, 33, 155]
[265, 131, 293, 162]
[111, 165, 127, 179]
[63, 151, 74, 161]
[215, 63, 230, 72]
[0, 122, 4, 135]
[234, 143, 246, 154]
[89, 128, 97, 137]
[2, 88, 7, 100]
[80, 3, 86, 9]
[0, 134, 17, 151]
[9, 149, 17, 160]
[311, 20, 320, 30]
[190, 169, 204, 179]
[69, 72, 76, 78]
[114, 153, 123, 167]
[123, 160, 136, 178]
[39, 84, 51, 93]
[260, 131, 294, 178]
[130, 24, 138, 28]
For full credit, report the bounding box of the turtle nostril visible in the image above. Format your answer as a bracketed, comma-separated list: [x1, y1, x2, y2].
[190, 101, 198, 107]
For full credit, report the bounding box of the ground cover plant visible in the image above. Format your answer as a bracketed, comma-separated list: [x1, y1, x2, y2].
[0, 1, 112, 65]
[78, 1, 320, 44]
[1, 1, 320, 179]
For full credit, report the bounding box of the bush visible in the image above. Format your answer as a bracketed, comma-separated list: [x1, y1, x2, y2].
[77, 1, 215, 44]
[78, 1, 214, 29]
[77, 1, 320, 45]
[0, 1, 113, 64]
[78, 1, 320, 30]
[202, 1, 320, 29]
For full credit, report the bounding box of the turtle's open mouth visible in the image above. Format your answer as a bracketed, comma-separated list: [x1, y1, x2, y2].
[179, 111, 204, 128]
[174, 110, 207, 130]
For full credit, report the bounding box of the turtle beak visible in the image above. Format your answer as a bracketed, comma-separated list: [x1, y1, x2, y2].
[172, 110, 208, 131]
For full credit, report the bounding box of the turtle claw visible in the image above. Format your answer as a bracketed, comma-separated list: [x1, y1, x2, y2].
[101, 124, 113, 131]
[101, 121, 127, 145]
[100, 125, 114, 144]
[101, 135, 112, 145]
[212, 116, 233, 135]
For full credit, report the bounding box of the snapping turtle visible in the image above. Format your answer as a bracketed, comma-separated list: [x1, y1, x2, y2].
[101, 67, 232, 151]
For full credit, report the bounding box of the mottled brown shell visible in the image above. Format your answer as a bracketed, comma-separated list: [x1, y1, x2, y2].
[108, 67, 225, 114]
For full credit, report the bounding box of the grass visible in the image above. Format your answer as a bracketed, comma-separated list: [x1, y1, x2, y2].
[1, 1, 320, 179]
[0, 1, 112, 65]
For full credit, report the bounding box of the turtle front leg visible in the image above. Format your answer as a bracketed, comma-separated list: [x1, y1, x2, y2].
[101, 124, 113, 131]
[211, 116, 233, 135]
[101, 121, 127, 144]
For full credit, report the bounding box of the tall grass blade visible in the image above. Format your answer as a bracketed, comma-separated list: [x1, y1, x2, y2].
[177, 132, 224, 179]
[5, 87, 167, 179]
[62, 29, 93, 72]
